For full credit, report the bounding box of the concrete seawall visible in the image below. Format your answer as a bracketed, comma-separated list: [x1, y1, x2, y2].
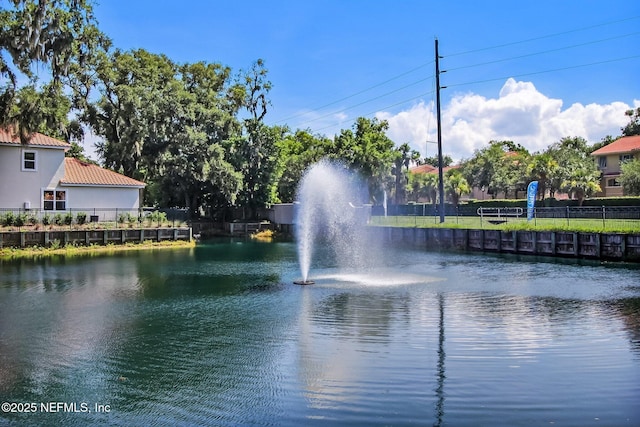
[377, 227, 640, 262]
[0, 228, 192, 248]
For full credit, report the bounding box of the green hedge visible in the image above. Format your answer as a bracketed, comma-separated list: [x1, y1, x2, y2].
[581, 197, 640, 207]
[463, 199, 527, 208]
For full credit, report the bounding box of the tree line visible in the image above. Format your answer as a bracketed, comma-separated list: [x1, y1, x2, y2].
[408, 109, 640, 207]
[2, 1, 639, 218]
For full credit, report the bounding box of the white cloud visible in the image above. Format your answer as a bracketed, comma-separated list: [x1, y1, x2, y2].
[376, 101, 437, 155]
[378, 78, 633, 162]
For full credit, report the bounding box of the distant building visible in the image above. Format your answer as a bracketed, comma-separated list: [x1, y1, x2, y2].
[0, 128, 145, 216]
[591, 135, 640, 197]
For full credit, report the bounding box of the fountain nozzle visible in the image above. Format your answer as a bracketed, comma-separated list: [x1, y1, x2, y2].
[293, 280, 315, 285]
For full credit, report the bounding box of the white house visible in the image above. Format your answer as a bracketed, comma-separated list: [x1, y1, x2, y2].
[0, 128, 145, 219]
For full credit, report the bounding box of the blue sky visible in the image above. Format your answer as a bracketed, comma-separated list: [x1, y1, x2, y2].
[92, 0, 640, 160]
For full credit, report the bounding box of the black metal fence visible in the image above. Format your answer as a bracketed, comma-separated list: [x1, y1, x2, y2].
[375, 204, 640, 218]
[0, 207, 189, 229]
[370, 204, 640, 231]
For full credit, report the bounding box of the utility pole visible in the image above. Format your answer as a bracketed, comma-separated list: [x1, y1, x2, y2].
[435, 38, 445, 223]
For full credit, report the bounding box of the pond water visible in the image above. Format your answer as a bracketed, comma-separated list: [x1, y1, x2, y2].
[1, 240, 639, 426]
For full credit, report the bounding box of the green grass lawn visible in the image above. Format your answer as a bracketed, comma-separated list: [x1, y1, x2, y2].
[369, 215, 640, 233]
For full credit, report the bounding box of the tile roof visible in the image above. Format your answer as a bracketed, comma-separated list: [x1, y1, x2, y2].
[0, 127, 71, 148]
[410, 164, 459, 174]
[61, 158, 145, 188]
[591, 135, 640, 156]
[410, 164, 437, 174]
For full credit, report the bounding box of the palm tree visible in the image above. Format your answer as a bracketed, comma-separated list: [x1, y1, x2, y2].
[445, 170, 471, 206]
[561, 166, 601, 206]
[407, 171, 438, 203]
[392, 143, 420, 204]
[424, 173, 439, 206]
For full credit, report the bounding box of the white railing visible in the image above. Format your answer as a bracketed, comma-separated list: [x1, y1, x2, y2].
[477, 207, 524, 224]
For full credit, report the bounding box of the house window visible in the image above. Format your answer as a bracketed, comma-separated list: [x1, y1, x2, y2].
[620, 154, 634, 163]
[43, 190, 66, 211]
[22, 150, 37, 171]
[607, 178, 621, 187]
[598, 157, 607, 168]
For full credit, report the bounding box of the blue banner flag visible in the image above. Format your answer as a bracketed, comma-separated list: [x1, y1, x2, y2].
[527, 181, 538, 221]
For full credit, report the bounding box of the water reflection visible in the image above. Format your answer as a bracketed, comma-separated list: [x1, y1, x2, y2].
[434, 293, 446, 427]
[609, 298, 640, 352]
[1, 243, 639, 426]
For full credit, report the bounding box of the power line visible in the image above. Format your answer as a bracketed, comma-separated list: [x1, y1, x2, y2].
[272, 61, 434, 125]
[310, 88, 436, 134]
[304, 53, 638, 136]
[444, 54, 640, 89]
[445, 32, 640, 73]
[446, 15, 640, 57]
[292, 74, 435, 128]
[280, 16, 639, 135]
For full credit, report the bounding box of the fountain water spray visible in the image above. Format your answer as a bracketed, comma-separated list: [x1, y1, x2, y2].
[294, 160, 373, 285]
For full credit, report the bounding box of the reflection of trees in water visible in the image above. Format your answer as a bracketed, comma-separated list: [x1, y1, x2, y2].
[312, 292, 411, 341]
[307, 290, 449, 425]
[448, 293, 640, 357]
[609, 298, 640, 353]
[298, 290, 416, 412]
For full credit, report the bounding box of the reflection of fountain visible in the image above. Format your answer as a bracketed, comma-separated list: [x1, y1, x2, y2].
[383, 190, 388, 217]
[294, 160, 372, 284]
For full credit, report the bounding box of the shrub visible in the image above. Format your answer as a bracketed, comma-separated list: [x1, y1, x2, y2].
[42, 214, 51, 226]
[118, 212, 137, 226]
[2, 212, 15, 226]
[53, 213, 64, 226]
[14, 213, 27, 227]
[582, 196, 640, 207]
[63, 212, 73, 226]
[76, 212, 87, 225]
[28, 214, 38, 225]
[148, 210, 167, 225]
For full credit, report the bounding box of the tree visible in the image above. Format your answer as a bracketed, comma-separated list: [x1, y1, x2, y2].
[232, 123, 286, 216]
[444, 169, 470, 206]
[150, 133, 242, 216]
[545, 136, 599, 201]
[275, 129, 332, 202]
[231, 59, 284, 218]
[86, 49, 179, 180]
[6, 81, 71, 139]
[527, 153, 558, 201]
[622, 107, 640, 137]
[406, 171, 438, 204]
[421, 154, 453, 168]
[561, 165, 601, 206]
[84, 49, 245, 215]
[391, 143, 419, 204]
[492, 151, 530, 198]
[172, 61, 244, 215]
[461, 140, 528, 198]
[65, 120, 96, 164]
[0, 0, 108, 139]
[332, 117, 396, 203]
[619, 158, 640, 195]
